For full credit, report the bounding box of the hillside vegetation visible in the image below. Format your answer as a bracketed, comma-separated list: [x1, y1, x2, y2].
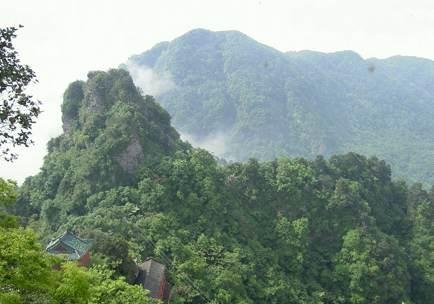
[128, 29, 434, 184]
[11, 70, 434, 303]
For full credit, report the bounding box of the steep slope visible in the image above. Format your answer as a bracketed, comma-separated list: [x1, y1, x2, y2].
[127, 29, 434, 184]
[17, 69, 187, 228]
[14, 69, 434, 303]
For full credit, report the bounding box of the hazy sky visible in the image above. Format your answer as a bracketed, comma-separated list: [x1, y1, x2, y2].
[2, 0, 434, 183]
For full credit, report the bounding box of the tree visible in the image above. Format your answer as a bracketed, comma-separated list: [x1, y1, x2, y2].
[0, 227, 56, 303]
[0, 227, 153, 304]
[0, 177, 152, 304]
[408, 199, 434, 302]
[334, 228, 410, 304]
[0, 26, 41, 161]
[0, 177, 18, 228]
[87, 266, 152, 304]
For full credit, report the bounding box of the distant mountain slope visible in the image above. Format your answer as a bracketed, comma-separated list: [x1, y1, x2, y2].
[127, 29, 434, 184]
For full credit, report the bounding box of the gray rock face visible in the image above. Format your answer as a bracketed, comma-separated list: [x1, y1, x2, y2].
[86, 87, 105, 113]
[62, 116, 74, 133]
[115, 137, 144, 174]
[61, 81, 85, 134]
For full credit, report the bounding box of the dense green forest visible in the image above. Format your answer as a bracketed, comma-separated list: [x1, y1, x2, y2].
[1, 178, 153, 303]
[127, 28, 434, 185]
[5, 69, 433, 303]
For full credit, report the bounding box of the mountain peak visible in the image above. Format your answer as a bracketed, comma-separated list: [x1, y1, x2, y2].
[56, 69, 184, 181]
[125, 29, 434, 184]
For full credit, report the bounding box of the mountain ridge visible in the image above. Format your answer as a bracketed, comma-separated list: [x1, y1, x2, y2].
[127, 29, 434, 184]
[14, 67, 434, 303]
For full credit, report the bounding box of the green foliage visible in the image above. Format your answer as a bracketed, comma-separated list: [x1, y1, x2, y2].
[0, 225, 153, 303]
[16, 69, 187, 233]
[407, 185, 434, 302]
[0, 227, 55, 303]
[11, 68, 434, 303]
[334, 228, 410, 304]
[275, 216, 309, 270]
[86, 231, 138, 283]
[0, 178, 18, 228]
[53, 264, 152, 304]
[0, 178, 16, 206]
[19, 146, 432, 303]
[88, 266, 152, 304]
[61, 81, 85, 131]
[0, 175, 152, 304]
[0, 26, 41, 161]
[53, 263, 91, 303]
[128, 29, 434, 185]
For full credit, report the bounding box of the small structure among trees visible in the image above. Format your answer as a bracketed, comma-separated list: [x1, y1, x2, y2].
[136, 258, 170, 301]
[45, 230, 93, 267]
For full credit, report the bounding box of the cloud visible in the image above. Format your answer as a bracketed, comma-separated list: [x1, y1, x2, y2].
[125, 61, 175, 97]
[180, 132, 228, 157]
[126, 61, 229, 158]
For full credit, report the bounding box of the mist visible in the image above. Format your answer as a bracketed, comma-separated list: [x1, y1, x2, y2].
[180, 132, 228, 158]
[126, 61, 229, 158]
[125, 61, 175, 97]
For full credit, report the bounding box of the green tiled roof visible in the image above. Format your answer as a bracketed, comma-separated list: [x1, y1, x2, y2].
[46, 231, 92, 260]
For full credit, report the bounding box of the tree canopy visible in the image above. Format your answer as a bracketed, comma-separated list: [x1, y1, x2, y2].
[0, 26, 41, 161]
[10, 69, 434, 303]
[128, 28, 434, 185]
[0, 177, 153, 304]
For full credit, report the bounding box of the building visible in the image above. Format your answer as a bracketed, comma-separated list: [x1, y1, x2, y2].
[46, 230, 93, 267]
[136, 258, 170, 301]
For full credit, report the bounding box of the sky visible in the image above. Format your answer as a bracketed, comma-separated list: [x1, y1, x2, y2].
[2, 0, 434, 183]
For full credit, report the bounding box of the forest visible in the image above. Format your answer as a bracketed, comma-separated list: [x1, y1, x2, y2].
[2, 69, 433, 303]
[128, 28, 434, 185]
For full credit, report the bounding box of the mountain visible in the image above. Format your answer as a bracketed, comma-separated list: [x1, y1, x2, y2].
[17, 69, 187, 225]
[14, 68, 434, 303]
[127, 28, 434, 184]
